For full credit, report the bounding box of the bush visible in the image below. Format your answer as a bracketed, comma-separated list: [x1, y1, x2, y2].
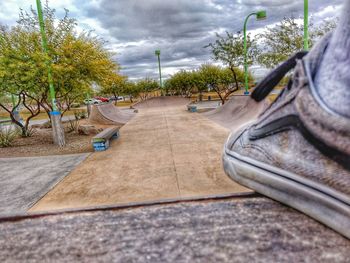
[66, 119, 79, 133]
[0, 127, 18, 147]
[74, 111, 88, 120]
[21, 127, 36, 138]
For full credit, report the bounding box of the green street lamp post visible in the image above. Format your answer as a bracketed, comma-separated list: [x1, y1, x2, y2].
[243, 10, 267, 95]
[36, 0, 65, 146]
[304, 0, 309, 50]
[36, 0, 57, 111]
[155, 49, 163, 93]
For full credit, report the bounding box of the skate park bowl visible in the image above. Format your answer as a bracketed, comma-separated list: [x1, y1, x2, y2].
[203, 95, 268, 131]
[27, 95, 252, 212]
[88, 102, 136, 126]
[2, 95, 350, 261]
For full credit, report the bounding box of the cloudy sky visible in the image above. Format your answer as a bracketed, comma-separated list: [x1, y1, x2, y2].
[0, 0, 343, 80]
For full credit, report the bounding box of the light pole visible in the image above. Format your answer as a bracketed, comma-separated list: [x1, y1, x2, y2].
[304, 0, 309, 50]
[243, 10, 267, 95]
[155, 49, 163, 94]
[36, 0, 65, 146]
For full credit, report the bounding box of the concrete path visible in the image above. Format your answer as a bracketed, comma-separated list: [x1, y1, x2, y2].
[2, 197, 349, 262]
[30, 106, 251, 212]
[0, 154, 89, 215]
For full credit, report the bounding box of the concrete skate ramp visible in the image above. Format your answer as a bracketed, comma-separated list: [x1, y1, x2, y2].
[89, 103, 136, 126]
[204, 96, 267, 130]
[134, 96, 190, 109]
[30, 106, 251, 212]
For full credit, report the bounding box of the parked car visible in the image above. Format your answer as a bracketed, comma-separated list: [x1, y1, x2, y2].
[109, 96, 124, 101]
[84, 98, 101, 105]
[95, 96, 109, 103]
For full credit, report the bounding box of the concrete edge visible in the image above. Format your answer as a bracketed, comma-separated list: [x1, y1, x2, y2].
[0, 191, 258, 223]
[25, 153, 91, 212]
[0, 153, 91, 161]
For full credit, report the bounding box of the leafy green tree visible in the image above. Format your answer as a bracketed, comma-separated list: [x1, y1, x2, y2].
[258, 17, 337, 68]
[136, 78, 159, 101]
[165, 70, 201, 98]
[100, 74, 127, 102]
[0, 2, 120, 135]
[206, 31, 258, 90]
[0, 25, 43, 136]
[197, 64, 249, 105]
[311, 18, 338, 41]
[122, 81, 138, 103]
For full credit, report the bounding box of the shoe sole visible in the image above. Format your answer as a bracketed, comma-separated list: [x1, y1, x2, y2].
[223, 146, 350, 239]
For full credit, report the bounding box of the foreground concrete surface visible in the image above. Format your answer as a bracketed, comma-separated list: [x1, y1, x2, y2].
[30, 106, 250, 212]
[0, 154, 89, 215]
[1, 197, 349, 262]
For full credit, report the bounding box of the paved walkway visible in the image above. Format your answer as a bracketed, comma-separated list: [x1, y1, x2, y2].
[0, 154, 89, 215]
[30, 106, 251, 212]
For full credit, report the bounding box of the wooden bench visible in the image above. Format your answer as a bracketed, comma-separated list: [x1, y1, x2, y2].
[187, 105, 197, 112]
[92, 127, 120, 151]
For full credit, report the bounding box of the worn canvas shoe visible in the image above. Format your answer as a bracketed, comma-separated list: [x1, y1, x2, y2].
[222, 34, 350, 239]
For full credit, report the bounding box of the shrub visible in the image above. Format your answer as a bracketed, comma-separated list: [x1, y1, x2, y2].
[66, 119, 79, 133]
[21, 127, 36, 138]
[74, 111, 88, 120]
[0, 126, 18, 147]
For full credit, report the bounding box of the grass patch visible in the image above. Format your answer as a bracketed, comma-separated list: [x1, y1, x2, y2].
[114, 101, 133, 107]
[0, 108, 87, 121]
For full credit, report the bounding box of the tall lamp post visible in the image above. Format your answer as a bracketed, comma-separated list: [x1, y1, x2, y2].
[243, 10, 267, 95]
[155, 49, 163, 95]
[36, 0, 65, 146]
[304, 0, 309, 50]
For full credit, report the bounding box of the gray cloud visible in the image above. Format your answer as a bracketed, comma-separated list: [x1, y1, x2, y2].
[0, 0, 343, 80]
[86, 0, 342, 79]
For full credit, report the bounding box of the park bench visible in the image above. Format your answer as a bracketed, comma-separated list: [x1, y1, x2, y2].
[92, 126, 120, 151]
[187, 105, 197, 112]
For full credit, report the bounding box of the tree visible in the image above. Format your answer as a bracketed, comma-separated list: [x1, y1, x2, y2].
[197, 64, 250, 105]
[206, 31, 259, 91]
[136, 78, 159, 101]
[311, 18, 338, 41]
[0, 2, 120, 136]
[122, 81, 138, 103]
[258, 17, 337, 68]
[0, 25, 43, 136]
[100, 74, 127, 103]
[165, 70, 201, 98]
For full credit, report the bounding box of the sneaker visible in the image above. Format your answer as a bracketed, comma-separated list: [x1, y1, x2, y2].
[222, 34, 350, 239]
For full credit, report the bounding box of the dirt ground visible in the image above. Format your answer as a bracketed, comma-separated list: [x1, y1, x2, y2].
[0, 125, 94, 158]
[30, 105, 251, 212]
